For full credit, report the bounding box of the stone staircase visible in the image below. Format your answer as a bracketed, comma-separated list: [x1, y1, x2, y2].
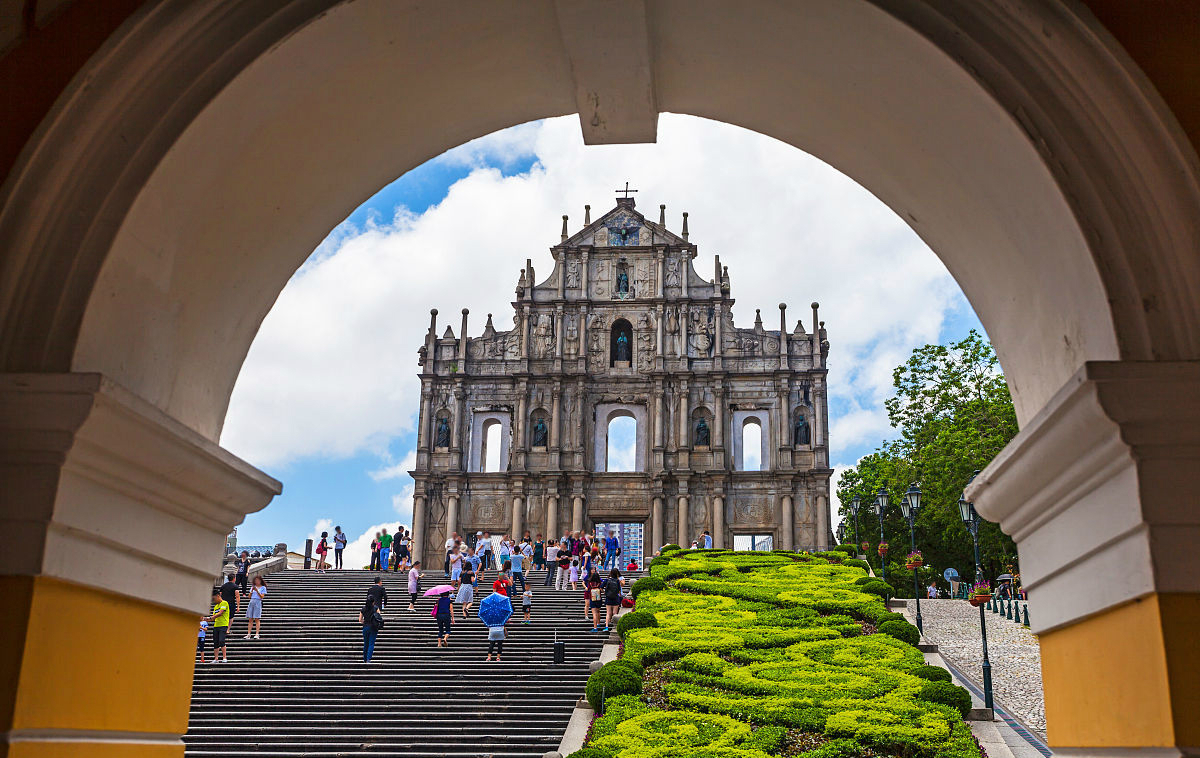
[184, 567, 633, 756]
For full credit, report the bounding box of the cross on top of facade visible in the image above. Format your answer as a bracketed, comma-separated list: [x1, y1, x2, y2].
[615, 182, 638, 199]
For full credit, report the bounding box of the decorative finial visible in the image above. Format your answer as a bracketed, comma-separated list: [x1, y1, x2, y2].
[682, 212, 689, 241]
[659, 204, 666, 225]
[561, 215, 568, 242]
[462, 308, 469, 315]
[584, 204, 591, 225]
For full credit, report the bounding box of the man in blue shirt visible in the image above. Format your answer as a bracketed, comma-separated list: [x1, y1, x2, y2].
[702, 530, 713, 549]
[604, 531, 620, 570]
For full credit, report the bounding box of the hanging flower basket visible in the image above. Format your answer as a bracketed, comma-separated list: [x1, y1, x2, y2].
[968, 581, 991, 607]
[905, 550, 923, 569]
[861, 541, 870, 555]
[877, 541, 889, 557]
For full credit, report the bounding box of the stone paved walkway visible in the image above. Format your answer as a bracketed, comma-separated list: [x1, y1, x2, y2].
[908, 598, 1046, 737]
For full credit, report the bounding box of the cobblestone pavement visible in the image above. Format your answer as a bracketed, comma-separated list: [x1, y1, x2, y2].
[908, 598, 1046, 737]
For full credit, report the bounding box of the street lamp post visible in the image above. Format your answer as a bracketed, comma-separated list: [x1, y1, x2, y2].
[850, 496, 862, 557]
[873, 487, 888, 585]
[958, 472, 994, 711]
[900, 482, 923, 634]
[836, 521, 846, 544]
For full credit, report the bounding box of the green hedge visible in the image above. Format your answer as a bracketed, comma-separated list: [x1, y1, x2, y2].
[918, 681, 973, 718]
[861, 579, 891, 598]
[913, 664, 953, 683]
[843, 558, 871, 572]
[575, 549, 980, 758]
[629, 576, 666, 599]
[833, 544, 858, 554]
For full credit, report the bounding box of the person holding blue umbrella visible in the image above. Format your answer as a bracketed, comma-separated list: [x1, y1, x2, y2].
[478, 591, 512, 662]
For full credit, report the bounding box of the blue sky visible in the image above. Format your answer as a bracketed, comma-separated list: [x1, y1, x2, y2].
[221, 115, 983, 565]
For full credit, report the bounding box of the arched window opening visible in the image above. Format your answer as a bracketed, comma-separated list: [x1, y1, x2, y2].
[481, 420, 502, 472]
[606, 415, 637, 472]
[742, 419, 762, 471]
[610, 319, 633, 366]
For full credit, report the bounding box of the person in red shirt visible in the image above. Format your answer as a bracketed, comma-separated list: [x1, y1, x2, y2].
[626, 559, 638, 571]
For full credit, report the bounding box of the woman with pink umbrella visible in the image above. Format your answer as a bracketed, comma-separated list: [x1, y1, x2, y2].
[424, 583, 456, 647]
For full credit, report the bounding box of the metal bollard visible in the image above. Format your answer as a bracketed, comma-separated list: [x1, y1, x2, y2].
[1006, 600, 1014, 620]
[1023, 604, 1031, 627]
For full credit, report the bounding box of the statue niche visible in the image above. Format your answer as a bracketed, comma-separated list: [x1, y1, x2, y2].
[434, 415, 451, 448]
[793, 415, 811, 446]
[532, 416, 549, 448]
[616, 264, 630, 295]
[695, 417, 711, 447]
[610, 319, 633, 366]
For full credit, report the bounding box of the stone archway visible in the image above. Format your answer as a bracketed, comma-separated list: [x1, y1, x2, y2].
[1, 1, 1198, 755]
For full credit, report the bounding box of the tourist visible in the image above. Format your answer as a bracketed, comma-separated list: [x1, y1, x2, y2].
[333, 526, 347, 569]
[603, 530, 620, 570]
[498, 535, 512, 571]
[584, 570, 604, 631]
[315, 531, 330, 572]
[235, 550, 251, 595]
[456, 561, 475, 620]
[543, 539, 559, 586]
[395, 528, 411, 570]
[927, 582, 939, 599]
[449, 544, 464, 584]
[406, 561, 423, 611]
[626, 558, 639, 571]
[521, 587, 532, 623]
[197, 618, 208, 663]
[485, 617, 505, 662]
[378, 528, 392, 573]
[359, 596, 383, 662]
[569, 556, 580, 591]
[511, 545, 527, 594]
[533, 533, 546, 572]
[689, 540, 699, 549]
[367, 574, 387, 611]
[244, 575, 267, 639]
[702, 530, 713, 549]
[603, 568, 624, 631]
[220, 573, 240, 615]
[369, 532, 382, 571]
[433, 589, 454, 647]
[443, 531, 457, 577]
[205, 588, 230, 663]
[556, 541, 572, 590]
[520, 537, 534, 574]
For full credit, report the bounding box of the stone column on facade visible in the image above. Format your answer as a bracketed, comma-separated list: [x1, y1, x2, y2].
[516, 384, 528, 453]
[815, 492, 829, 550]
[713, 493, 725, 549]
[446, 494, 459, 543]
[577, 380, 587, 456]
[782, 493, 794, 551]
[678, 381, 690, 450]
[417, 385, 433, 451]
[813, 376, 828, 468]
[459, 308, 470, 364]
[451, 381, 464, 451]
[778, 302, 788, 370]
[424, 308, 438, 375]
[713, 383, 725, 450]
[572, 495, 584, 532]
[557, 253, 566, 298]
[680, 252, 689, 298]
[680, 304, 689, 361]
[656, 304, 665, 357]
[412, 494, 426, 564]
[555, 305, 564, 358]
[653, 383, 665, 448]
[511, 494, 524, 540]
[677, 495, 689, 547]
[715, 302, 724, 362]
[520, 305, 531, 359]
[551, 384, 561, 451]
[652, 495, 664, 551]
[581, 250, 590, 294]
[546, 494, 559, 542]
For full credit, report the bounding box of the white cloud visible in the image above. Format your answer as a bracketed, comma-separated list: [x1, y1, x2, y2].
[369, 448, 417, 482]
[307, 518, 334, 545]
[222, 114, 964, 470]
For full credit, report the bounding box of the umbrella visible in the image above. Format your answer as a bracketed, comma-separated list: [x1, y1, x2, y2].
[423, 584, 455, 596]
[477, 592, 512, 627]
[996, 574, 1013, 581]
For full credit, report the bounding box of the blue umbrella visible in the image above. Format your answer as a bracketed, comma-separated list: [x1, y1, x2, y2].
[477, 591, 512, 627]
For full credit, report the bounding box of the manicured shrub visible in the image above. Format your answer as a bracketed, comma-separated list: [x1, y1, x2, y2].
[853, 576, 873, 586]
[918, 681, 973, 717]
[659, 543, 682, 553]
[843, 558, 870, 572]
[630, 576, 666, 599]
[913, 664, 953, 683]
[616, 610, 658, 639]
[833, 544, 857, 555]
[861, 579, 891, 598]
[878, 617, 920, 646]
[586, 660, 643, 711]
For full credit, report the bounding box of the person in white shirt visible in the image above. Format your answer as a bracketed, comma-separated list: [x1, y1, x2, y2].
[543, 542, 559, 586]
[333, 526, 348, 569]
[444, 532, 458, 577]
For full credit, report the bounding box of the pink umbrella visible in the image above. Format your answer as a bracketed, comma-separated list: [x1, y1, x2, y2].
[423, 584, 455, 596]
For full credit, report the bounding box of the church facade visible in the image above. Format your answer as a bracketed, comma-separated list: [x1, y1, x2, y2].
[408, 196, 832, 562]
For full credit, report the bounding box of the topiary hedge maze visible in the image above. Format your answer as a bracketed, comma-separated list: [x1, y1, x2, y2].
[574, 547, 977, 758]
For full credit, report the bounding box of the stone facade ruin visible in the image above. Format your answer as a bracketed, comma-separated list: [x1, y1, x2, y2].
[409, 196, 832, 561]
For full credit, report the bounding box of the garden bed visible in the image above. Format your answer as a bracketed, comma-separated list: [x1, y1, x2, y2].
[572, 548, 979, 758]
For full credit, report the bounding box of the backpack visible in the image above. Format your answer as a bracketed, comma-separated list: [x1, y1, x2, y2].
[604, 579, 622, 604]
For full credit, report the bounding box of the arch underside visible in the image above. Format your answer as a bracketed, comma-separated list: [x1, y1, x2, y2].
[0, 1, 1196, 448]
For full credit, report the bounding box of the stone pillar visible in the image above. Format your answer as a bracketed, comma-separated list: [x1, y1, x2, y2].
[681, 253, 689, 297]
[677, 495, 689, 546]
[713, 384, 725, 449]
[965, 362, 1200, 757]
[712, 494, 725, 549]
[572, 495, 584, 532]
[511, 494, 523, 539]
[459, 308, 470, 364]
[446, 494, 459, 541]
[546, 495, 559, 543]
[551, 386, 561, 450]
[417, 386, 433, 450]
[581, 250, 590, 294]
[781, 494, 794, 551]
[652, 495, 664, 552]
[653, 385, 665, 448]
[451, 382, 464, 450]
[656, 305, 665, 357]
[655, 250, 664, 298]
[520, 305, 530, 359]
[680, 305, 689, 359]
[516, 387, 528, 452]
[0, 374, 280, 754]
[678, 382, 690, 450]
[412, 494, 426, 564]
[555, 306, 564, 358]
[715, 302, 724, 360]
[778, 302, 788, 370]
[577, 381, 588, 454]
[815, 493, 829, 551]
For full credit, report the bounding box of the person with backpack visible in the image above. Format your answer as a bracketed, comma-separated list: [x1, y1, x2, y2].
[456, 559, 475, 620]
[556, 541, 572, 591]
[603, 568, 625, 631]
[367, 574, 387, 611]
[235, 550, 251, 595]
[359, 596, 384, 662]
[315, 531, 330, 573]
[220, 573, 240, 616]
[333, 526, 347, 569]
[584, 570, 604, 631]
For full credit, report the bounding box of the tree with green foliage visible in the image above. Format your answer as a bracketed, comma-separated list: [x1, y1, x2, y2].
[837, 330, 1018, 596]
